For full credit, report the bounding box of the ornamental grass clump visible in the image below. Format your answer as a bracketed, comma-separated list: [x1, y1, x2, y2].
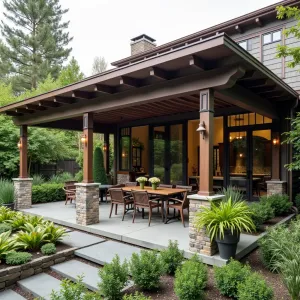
[174, 255, 208, 300]
[217, 185, 245, 203]
[41, 243, 57, 255]
[0, 179, 14, 205]
[6, 251, 32, 265]
[194, 197, 255, 240]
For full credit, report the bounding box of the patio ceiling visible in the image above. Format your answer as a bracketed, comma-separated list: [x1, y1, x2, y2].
[0, 33, 298, 131]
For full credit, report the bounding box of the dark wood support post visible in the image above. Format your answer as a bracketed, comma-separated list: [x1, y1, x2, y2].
[198, 89, 214, 196]
[104, 133, 110, 174]
[83, 113, 94, 183]
[271, 132, 280, 181]
[19, 125, 28, 178]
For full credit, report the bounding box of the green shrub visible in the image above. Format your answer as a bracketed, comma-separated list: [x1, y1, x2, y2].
[0, 223, 12, 234]
[260, 194, 292, 216]
[49, 172, 74, 184]
[214, 259, 251, 298]
[32, 174, 45, 185]
[6, 251, 32, 265]
[174, 255, 207, 300]
[75, 170, 83, 182]
[130, 250, 164, 291]
[0, 179, 14, 204]
[93, 147, 108, 184]
[0, 206, 17, 222]
[123, 292, 151, 300]
[0, 231, 18, 262]
[160, 240, 184, 275]
[249, 202, 275, 230]
[32, 183, 65, 203]
[44, 222, 67, 243]
[98, 255, 128, 300]
[295, 194, 300, 211]
[41, 243, 56, 255]
[237, 272, 274, 300]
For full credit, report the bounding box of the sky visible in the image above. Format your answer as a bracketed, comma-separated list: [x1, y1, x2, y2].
[0, 0, 281, 76]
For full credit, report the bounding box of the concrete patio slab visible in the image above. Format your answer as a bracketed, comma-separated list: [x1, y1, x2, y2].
[75, 240, 141, 265]
[18, 273, 61, 300]
[60, 231, 105, 249]
[0, 290, 26, 300]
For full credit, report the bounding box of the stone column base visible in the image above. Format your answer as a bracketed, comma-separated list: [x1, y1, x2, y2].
[13, 178, 33, 210]
[75, 183, 99, 225]
[266, 181, 286, 196]
[188, 194, 224, 256]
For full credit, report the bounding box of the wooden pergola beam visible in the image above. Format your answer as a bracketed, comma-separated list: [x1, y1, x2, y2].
[72, 91, 96, 100]
[235, 25, 243, 34]
[54, 97, 75, 104]
[120, 76, 140, 87]
[255, 17, 263, 27]
[94, 84, 115, 94]
[26, 104, 47, 111]
[149, 67, 171, 80]
[15, 108, 34, 114]
[189, 55, 205, 70]
[39, 101, 60, 108]
[6, 111, 23, 117]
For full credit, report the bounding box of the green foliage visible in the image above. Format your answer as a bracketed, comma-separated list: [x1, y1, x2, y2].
[0, 179, 14, 204]
[49, 172, 74, 184]
[0, 231, 17, 262]
[75, 170, 83, 182]
[0, 0, 72, 91]
[58, 57, 84, 86]
[130, 250, 165, 291]
[249, 202, 275, 230]
[217, 185, 245, 203]
[0, 206, 17, 222]
[5, 251, 32, 265]
[93, 147, 108, 184]
[15, 223, 49, 251]
[160, 240, 184, 275]
[0, 223, 12, 234]
[174, 255, 207, 300]
[32, 183, 65, 203]
[237, 272, 274, 300]
[41, 243, 57, 255]
[50, 276, 102, 300]
[44, 222, 67, 243]
[260, 194, 292, 216]
[92, 56, 108, 75]
[295, 193, 300, 210]
[6, 214, 26, 230]
[32, 174, 45, 186]
[195, 198, 255, 240]
[24, 215, 48, 227]
[214, 259, 251, 298]
[98, 255, 128, 300]
[123, 292, 150, 300]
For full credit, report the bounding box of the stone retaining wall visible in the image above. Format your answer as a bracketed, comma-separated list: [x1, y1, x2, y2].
[0, 247, 76, 290]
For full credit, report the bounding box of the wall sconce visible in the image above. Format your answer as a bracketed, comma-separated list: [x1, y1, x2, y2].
[239, 153, 243, 158]
[80, 134, 87, 146]
[122, 152, 126, 157]
[273, 138, 279, 146]
[17, 140, 22, 150]
[196, 121, 206, 139]
[103, 143, 107, 151]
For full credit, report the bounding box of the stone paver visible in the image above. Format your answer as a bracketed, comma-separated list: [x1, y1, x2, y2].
[60, 231, 105, 249]
[0, 290, 26, 300]
[75, 240, 141, 265]
[51, 260, 100, 291]
[18, 273, 61, 300]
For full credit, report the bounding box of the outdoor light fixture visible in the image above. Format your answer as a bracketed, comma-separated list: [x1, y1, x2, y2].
[17, 140, 22, 150]
[80, 134, 87, 145]
[103, 143, 107, 151]
[273, 138, 279, 146]
[196, 121, 206, 139]
[239, 153, 243, 158]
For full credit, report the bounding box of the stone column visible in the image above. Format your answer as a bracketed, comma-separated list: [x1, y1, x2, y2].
[266, 181, 287, 196]
[188, 194, 224, 256]
[75, 183, 99, 225]
[13, 178, 33, 209]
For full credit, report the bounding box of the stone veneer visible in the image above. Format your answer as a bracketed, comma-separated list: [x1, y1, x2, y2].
[13, 178, 33, 210]
[117, 173, 130, 184]
[266, 181, 287, 196]
[75, 183, 99, 225]
[0, 247, 75, 290]
[188, 194, 224, 256]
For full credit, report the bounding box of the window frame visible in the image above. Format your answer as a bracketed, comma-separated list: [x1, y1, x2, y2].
[263, 30, 282, 45]
[238, 39, 253, 51]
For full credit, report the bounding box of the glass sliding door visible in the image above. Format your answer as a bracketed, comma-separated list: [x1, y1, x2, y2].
[153, 126, 166, 182]
[170, 124, 183, 185]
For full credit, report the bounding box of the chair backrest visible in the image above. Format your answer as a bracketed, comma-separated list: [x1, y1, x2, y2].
[64, 181, 77, 190]
[125, 182, 138, 186]
[109, 188, 125, 203]
[111, 184, 125, 188]
[181, 191, 189, 209]
[176, 185, 193, 192]
[159, 184, 174, 189]
[132, 191, 150, 207]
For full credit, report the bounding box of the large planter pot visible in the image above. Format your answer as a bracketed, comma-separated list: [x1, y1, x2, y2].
[215, 230, 240, 260]
[1, 203, 15, 210]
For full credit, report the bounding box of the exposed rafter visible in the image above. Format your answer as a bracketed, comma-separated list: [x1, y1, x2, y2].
[189, 55, 205, 70]
[149, 67, 171, 80]
[255, 17, 263, 27]
[240, 78, 269, 88]
[15, 108, 34, 114]
[259, 90, 284, 98]
[72, 91, 96, 100]
[6, 111, 23, 117]
[249, 85, 276, 93]
[235, 25, 243, 34]
[120, 76, 141, 87]
[54, 97, 75, 104]
[26, 104, 46, 111]
[39, 101, 60, 108]
[238, 70, 256, 81]
[94, 84, 115, 94]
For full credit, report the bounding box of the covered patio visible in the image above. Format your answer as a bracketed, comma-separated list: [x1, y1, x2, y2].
[0, 33, 298, 259]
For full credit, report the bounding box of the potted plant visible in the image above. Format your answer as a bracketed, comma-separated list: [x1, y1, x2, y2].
[136, 177, 148, 189]
[0, 180, 15, 210]
[194, 197, 255, 259]
[149, 177, 160, 190]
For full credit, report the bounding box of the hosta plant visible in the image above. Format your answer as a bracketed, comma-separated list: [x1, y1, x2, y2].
[0, 231, 17, 262]
[44, 222, 68, 243]
[0, 206, 17, 222]
[24, 215, 48, 227]
[15, 224, 49, 251]
[194, 197, 255, 240]
[6, 214, 28, 231]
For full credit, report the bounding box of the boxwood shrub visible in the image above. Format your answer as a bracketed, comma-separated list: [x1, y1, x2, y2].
[32, 183, 65, 203]
[6, 251, 32, 265]
[260, 194, 292, 216]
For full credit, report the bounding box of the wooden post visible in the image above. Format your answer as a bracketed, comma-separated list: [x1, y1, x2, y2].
[83, 113, 94, 183]
[198, 89, 214, 196]
[271, 132, 280, 181]
[104, 133, 110, 174]
[19, 125, 28, 178]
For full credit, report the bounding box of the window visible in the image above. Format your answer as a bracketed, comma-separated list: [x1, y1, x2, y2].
[239, 41, 247, 50]
[263, 30, 281, 45]
[120, 128, 131, 171]
[238, 39, 252, 51]
[228, 113, 272, 127]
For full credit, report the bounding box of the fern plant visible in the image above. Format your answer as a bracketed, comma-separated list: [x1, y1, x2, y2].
[0, 231, 17, 262]
[44, 222, 68, 243]
[194, 197, 255, 240]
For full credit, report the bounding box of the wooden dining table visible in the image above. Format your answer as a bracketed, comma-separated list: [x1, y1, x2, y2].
[122, 186, 188, 223]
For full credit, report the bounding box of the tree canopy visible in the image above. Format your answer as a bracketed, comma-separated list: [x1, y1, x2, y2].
[92, 56, 108, 75]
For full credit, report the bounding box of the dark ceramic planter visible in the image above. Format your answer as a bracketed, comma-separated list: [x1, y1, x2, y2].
[1, 203, 15, 210]
[215, 230, 240, 260]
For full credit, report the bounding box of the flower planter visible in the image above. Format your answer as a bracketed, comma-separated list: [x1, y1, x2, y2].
[1, 203, 15, 210]
[215, 230, 240, 259]
[140, 182, 145, 190]
[152, 183, 158, 190]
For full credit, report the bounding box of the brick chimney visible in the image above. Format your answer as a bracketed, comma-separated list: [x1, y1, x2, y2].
[130, 34, 156, 55]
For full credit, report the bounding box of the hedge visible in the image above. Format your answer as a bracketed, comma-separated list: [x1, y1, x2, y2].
[32, 183, 65, 203]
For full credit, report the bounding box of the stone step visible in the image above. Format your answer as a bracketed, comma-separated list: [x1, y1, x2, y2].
[60, 231, 105, 249]
[51, 260, 100, 291]
[18, 273, 61, 300]
[75, 240, 141, 265]
[0, 290, 26, 300]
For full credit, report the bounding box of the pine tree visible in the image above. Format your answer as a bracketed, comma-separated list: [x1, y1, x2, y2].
[93, 147, 108, 184]
[0, 0, 73, 92]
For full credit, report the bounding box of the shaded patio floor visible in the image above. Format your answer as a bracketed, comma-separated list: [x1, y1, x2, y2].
[21, 201, 259, 266]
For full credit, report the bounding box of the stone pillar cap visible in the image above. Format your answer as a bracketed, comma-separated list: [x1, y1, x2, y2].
[13, 178, 33, 181]
[188, 194, 224, 201]
[75, 182, 100, 187]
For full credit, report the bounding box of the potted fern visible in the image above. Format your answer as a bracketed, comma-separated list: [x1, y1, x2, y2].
[194, 198, 255, 259]
[0, 180, 15, 210]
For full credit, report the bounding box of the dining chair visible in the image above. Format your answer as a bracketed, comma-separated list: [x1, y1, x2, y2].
[105, 184, 125, 202]
[63, 181, 77, 205]
[131, 190, 163, 226]
[108, 188, 134, 221]
[166, 191, 189, 227]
